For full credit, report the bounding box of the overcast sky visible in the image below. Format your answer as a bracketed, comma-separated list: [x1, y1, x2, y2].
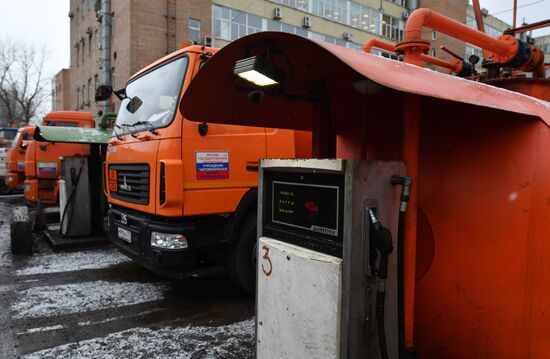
[0, 0, 548, 91]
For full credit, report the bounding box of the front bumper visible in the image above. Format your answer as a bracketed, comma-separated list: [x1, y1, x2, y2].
[108, 206, 205, 278]
[25, 179, 58, 205]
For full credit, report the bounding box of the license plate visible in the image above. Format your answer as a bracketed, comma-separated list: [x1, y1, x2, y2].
[117, 227, 132, 243]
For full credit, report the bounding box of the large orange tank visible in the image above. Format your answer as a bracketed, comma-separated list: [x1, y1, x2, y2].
[24, 111, 93, 205]
[5, 126, 35, 190]
[180, 31, 550, 358]
[103, 44, 310, 293]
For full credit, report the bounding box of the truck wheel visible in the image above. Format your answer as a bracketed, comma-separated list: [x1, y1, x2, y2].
[226, 213, 257, 295]
[10, 221, 33, 255]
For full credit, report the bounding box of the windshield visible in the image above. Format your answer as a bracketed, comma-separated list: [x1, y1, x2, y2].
[115, 56, 189, 135]
[11, 132, 21, 148]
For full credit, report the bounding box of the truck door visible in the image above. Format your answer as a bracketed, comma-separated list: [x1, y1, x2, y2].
[182, 119, 266, 216]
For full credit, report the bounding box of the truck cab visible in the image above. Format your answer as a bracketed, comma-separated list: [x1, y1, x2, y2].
[6, 126, 35, 191]
[0, 127, 20, 192]
[104, 44, 309, 292]
[24, 111, 94, 205]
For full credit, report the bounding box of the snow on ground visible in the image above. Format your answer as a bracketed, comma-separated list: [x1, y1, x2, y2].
[17, 324, 65, 336]
[11, 280, 171, 319]
[21, 319, 255, 359]
[15, 248, 131, 276]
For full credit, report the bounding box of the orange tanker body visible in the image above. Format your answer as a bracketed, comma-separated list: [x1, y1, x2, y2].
[103, 44, 310, 293]
[5, 126, 35, 191]
[24, 111, 94, 206]
[179, 24, 550, 358]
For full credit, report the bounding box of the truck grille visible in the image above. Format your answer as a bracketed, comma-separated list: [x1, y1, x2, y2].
[109, 163, 150, 205]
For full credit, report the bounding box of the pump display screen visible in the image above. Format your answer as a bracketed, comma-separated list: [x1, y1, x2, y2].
[272, 181, 339, 237]
[263, 170, 345, 257]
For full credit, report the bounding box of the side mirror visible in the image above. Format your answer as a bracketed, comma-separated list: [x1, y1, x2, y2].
[126, 96, 143, 114]
[198, 122, 208, 136]
[95, 84, 113, 101]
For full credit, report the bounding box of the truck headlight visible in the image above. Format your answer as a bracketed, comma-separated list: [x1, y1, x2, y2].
[150, 232, 188, 250]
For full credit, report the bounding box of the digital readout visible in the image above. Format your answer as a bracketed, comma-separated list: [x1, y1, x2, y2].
[272, 181, 338, 236]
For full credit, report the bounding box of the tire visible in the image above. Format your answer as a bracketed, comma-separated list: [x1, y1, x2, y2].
[10, 221, 33, 255]
[226, 213, 257, 294]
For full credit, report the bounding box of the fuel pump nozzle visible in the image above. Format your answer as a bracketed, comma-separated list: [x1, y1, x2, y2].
[368, 208, 393, 359]
[368, 209, 393, 280]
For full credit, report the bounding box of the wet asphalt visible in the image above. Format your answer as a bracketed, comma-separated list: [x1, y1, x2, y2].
[0, 199, 255, 358]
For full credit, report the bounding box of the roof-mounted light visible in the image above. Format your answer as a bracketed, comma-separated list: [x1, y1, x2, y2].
[233, 56, 283, 87]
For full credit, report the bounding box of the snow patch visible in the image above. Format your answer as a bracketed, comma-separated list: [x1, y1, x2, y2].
[11, 280, 171, 319]
[17, 325, 64, 335]
[22, 319, 255, 359]
[16, 249, 131, 276]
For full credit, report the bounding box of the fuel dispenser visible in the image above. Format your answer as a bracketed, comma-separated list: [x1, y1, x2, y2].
[257, 159, 407, 359]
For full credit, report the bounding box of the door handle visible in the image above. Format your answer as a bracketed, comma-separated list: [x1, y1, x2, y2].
[246, 162, 259, 171]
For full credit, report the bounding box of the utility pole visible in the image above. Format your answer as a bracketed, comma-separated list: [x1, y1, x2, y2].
[100, 0, 112, 114]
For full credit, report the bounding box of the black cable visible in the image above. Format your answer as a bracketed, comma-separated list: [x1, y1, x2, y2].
[391, 175, 413, 359]
[377, 280, 389, 359]
[396, 210, 406, 359]
[59, 159, 85, 237]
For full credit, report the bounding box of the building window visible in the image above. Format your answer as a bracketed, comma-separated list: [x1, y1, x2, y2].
[83, 38, 86, 64]
[431, 49, 436, 57]
[432, 31, 437, 40]
[189, 18, 201, 43]
[381, 14, 404, 41]
[76, 88, 80, 110]
[388, 0, 407, 6]
[212, 4, 363, 50]
[267, 20, 308, 36]
[212, 5, 262, 41]
[87, 78, 92, 104]
[76, 7, 80, 24]
[76, 45, 80, 67]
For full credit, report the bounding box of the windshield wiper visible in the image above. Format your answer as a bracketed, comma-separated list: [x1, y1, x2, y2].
[113, 124, 123, 140]
[123, 121, 158, 136]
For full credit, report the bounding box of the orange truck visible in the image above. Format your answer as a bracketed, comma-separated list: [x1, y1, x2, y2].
[5, 126, 35, 192]
[24, 111, 94, 205]
[98, 44, 310, 292]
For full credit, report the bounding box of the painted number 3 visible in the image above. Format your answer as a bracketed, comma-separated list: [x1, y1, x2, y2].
[261, 245, 272, 277]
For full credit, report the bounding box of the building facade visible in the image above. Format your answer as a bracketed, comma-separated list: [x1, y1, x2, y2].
[51, 68, 71, 111]
[57, 0, 420, 116]
[534, 34, 550, 77]
[55, 0, 546, 117]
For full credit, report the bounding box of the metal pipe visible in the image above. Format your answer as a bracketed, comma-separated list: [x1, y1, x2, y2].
[101, 0, 112, 115]
[510, 19, 550, 34]
[472, 0, 490, 59]
[363, 38, 397, 54]
[364, 39, 464, 74]
[472, 0, 486, 33]
[401, 8, 512, 58]
[513, 0, 517, 29]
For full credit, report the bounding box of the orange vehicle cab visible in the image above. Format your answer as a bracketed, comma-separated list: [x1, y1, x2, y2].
[6, 126, 35, 190]
[104, 44, 310, 292]
[24, 111, 94, 205]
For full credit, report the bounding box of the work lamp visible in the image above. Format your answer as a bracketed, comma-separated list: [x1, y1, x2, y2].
[233, 56, 283, 87]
